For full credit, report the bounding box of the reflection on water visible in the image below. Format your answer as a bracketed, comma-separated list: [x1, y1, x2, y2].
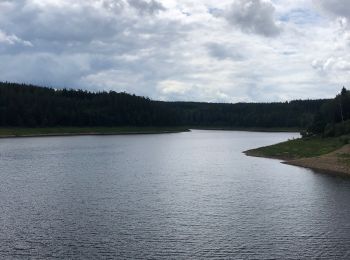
[0, 130, 350, 259]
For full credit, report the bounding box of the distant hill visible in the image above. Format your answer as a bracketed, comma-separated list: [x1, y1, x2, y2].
[0, 82, 329, 129]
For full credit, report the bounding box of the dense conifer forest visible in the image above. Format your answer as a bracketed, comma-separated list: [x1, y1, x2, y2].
[307, 87, 350, 137]
[0, 82, 331, 129]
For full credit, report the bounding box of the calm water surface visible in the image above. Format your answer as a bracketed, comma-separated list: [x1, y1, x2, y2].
[0, 130, 350, 259]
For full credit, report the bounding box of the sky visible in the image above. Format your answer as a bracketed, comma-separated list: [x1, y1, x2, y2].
[0, 0, 350, 102]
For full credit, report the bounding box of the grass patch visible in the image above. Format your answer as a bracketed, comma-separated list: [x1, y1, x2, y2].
[0, 127, 189, 137]
[245, 136, 345, 160]
[337, 153, 350, 158]
[337, 152, 350, 166]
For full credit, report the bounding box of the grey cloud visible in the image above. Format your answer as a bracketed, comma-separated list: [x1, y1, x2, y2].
[316, 0, 350, 20]
[0, 53, 88, 87]
[206, 43, 245, 61]
[0, 0, 168, 47]
[0, 0, 343, 103]
[208, 7, 224, 18]
[127, 0, 165, 15]
[10, 4, 126, 43]
[225, 0, 281, 37]
[0, 0, 188, 97]
[0, 0, 174, 54]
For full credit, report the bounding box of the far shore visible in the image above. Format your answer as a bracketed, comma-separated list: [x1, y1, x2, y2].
[244, 137, 350, 177]
[0, 127, 190, 138]
[0, 126, 301, 138]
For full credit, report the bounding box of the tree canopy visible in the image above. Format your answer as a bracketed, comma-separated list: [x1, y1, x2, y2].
[0, 82, 329, 129]
[307, 87, 350, 137]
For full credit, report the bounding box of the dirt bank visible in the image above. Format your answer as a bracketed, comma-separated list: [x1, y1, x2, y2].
[286, 145, 350, 176]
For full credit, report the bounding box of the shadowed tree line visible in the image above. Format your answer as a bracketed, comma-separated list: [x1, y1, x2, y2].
[307, 87, 350, 137]
[0, 82, 329, 129]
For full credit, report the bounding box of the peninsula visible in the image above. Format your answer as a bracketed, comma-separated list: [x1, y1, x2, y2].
[245, 87, 350, 176]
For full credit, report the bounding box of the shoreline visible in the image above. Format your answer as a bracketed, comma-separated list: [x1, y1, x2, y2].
[284, 144, 350, 176]
[0, 127, 190, 138]
[0, 127, 299, 139]
[0, 131, 188, 138]
[283, 161, 350, 177]
[244, 141, 350, 177]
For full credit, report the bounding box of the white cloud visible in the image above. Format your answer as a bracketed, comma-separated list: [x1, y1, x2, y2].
[312, 57, 350, 72]
[157, 80, 191, 95]
[0, 0, 348, 102]
[0, 29, 32, 46]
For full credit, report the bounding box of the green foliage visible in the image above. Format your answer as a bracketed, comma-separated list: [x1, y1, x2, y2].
[0, 82, 176, 127]
[308, 87, 350, 136]
[0, 82, 328, 128]
[246, 136, 344, 160]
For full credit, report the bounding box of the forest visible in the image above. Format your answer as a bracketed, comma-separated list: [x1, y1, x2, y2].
[307, 87, 350, 137]
[0, 82, 332, 129]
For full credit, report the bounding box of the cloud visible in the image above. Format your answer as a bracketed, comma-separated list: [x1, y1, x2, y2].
[10, 1, 127, 43]
[206, 42, 245, 61]
[312, 57, 350, 72]
[0, 0, 348, 102]
[315, 0, 350, 21]
[127, 0, 165, 15]
[225, 0, 281, 37]
[314, 0, 350, 34]
[157, 80, 234, 102]
[0, 29, 32, 46]
[157, 80, 191, 95]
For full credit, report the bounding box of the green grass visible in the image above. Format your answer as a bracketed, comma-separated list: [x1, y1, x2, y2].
[245, 136, 346, 160]
[0, 127, 189, 137]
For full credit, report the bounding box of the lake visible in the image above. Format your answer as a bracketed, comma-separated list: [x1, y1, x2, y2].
[0, 130, 350, 259]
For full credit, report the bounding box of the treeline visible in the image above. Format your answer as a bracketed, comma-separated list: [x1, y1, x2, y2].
[170, 100, 324, 128]
[307, 87, 350, 137]
[0, 82, 329, 129]
[0, 82, 177, 127]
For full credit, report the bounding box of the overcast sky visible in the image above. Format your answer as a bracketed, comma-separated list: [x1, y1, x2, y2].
[0, 0, 349, 102]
